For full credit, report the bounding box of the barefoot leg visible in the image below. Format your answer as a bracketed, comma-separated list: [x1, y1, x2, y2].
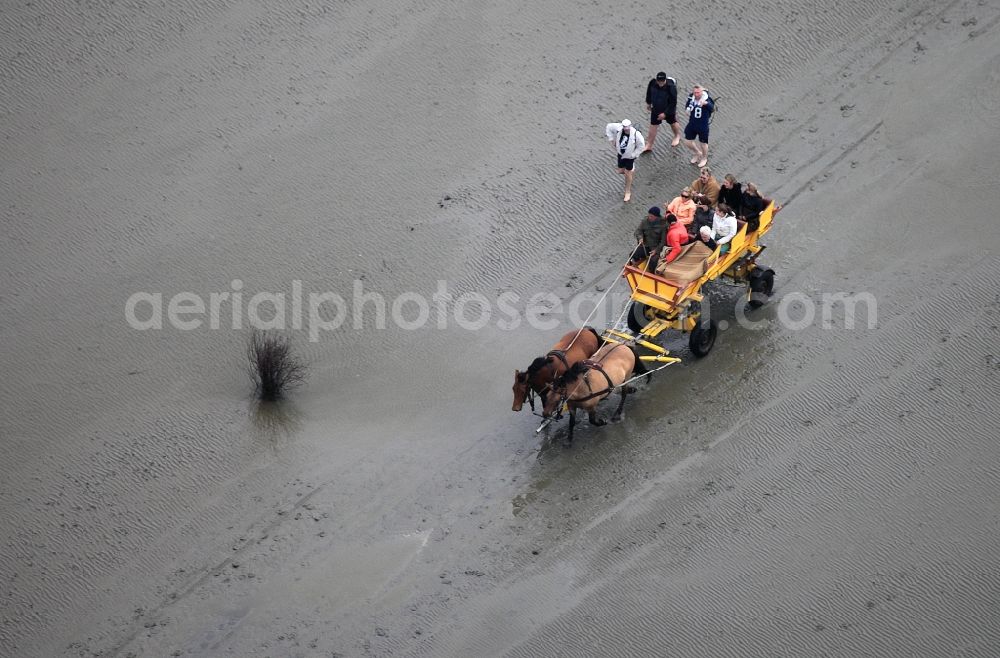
[685, 139, 700, 163]
[644, 124, 657, 152]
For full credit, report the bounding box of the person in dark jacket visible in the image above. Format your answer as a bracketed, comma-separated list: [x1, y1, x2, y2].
[642, 72, 680, 153]
[739, 182, 765, 232]
[691, 195, 714, 239]
[718, 174, 743, 215]
[631, 206, 667, 271]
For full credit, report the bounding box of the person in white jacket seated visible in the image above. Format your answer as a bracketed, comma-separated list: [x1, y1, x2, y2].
[697, 202, 738, 253]
[604, 119, 645, 202]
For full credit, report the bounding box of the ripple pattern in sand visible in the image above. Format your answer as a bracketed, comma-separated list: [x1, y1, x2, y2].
[3, 0, 998, 655]
[423, 260, 1000, 658]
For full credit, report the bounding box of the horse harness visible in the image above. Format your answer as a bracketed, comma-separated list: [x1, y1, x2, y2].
[562, 346, 626, 405]
[571, 359, 617, 403]
[526, 349, 573, 412]
[546, 349, 570, 371]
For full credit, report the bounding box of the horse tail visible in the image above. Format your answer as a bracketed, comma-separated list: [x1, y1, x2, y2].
[629, 345, 652, 384]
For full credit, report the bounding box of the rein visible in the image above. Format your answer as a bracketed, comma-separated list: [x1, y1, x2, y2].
[524, 350, 569, 412]
[526, 383, 548, 412]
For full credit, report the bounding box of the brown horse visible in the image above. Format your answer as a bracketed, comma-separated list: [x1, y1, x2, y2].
[542, 343, 647, 443]
[512, 326, 602, 412]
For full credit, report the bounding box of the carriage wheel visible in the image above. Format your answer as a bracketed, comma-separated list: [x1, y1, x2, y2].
[748, 268, 775, 308]
[689, 319, 718, 357]
[626, 302, 652, 334]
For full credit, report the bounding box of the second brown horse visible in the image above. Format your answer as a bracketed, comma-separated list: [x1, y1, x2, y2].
[512, 326, 602, 412]
[542, 342, 648, 444]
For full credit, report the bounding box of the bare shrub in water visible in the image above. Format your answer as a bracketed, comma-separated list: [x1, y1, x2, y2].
[246, 329, 306, 401]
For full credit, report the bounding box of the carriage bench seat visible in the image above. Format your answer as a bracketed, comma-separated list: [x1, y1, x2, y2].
[656, 240, 714, 285]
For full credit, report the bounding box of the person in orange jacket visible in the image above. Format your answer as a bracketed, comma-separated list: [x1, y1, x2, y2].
[661, 212, 691, 265]
[666, 187, 697, 227]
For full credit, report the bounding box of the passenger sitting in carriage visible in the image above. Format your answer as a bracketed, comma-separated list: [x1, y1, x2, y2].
[666, 187, 697, 227]
[690, 194, 714, 238]
[739, 182, 765, 232]
[690, 167, 721, 205]
[631, 206, 668, 271]
[697, 202, 738, 253]
[718, 174, 743, 214]
[661, 212, 690, 265]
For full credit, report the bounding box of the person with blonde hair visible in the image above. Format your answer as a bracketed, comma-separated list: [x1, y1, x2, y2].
[666, 186, 697, 227]
[740, 182, 766, 231]
[682, 84, 715, 168]
[690, 167, 721, 205]
[718, 173, 743, 214]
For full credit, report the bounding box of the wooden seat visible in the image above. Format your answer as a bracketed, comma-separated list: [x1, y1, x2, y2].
[656, 241, 713, 284]
[657, 241, 697, 267]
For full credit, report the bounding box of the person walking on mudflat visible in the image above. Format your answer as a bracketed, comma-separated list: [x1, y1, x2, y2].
[683, 84, 714, 168]
[643, 72, 680, 153]
[605, 118, 645, 202]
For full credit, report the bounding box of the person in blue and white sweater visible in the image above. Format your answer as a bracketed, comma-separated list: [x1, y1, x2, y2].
[605, 118, 645, 202]
[682, 85, 715, 169]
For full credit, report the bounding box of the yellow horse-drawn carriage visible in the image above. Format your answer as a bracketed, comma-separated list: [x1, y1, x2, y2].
[523, 200, 778, 438]
[601, 200, 778, 364]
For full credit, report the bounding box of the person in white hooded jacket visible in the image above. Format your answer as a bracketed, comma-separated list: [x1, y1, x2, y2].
[698, 202, 738, 252]
[604, 119, 645, 202]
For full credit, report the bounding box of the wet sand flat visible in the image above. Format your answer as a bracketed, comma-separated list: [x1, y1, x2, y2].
[2, 0, 1000, 655]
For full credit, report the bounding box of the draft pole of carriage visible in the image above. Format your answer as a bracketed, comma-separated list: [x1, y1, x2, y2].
[536, 200, 780, 434]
